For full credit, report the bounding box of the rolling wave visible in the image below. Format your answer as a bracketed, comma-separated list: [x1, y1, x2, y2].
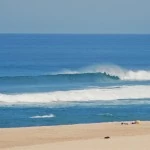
[0, 85, 150, 103]
[0, 72, 119, 84]
[1, 65, 150, 83]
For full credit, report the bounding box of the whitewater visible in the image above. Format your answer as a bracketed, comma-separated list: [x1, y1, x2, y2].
[0, 85, 150, 103]
[1, 65, 150, 104]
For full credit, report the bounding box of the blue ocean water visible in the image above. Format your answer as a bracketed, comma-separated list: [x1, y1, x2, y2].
[0, 34, 150, 128]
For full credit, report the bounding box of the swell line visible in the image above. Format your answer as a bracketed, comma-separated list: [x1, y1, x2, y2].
[0, 72, 119, 83]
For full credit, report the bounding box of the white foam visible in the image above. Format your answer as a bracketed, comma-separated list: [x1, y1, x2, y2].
[30, 114, 55, 119]
[120, 70, 150, 81]
[1, 85, 150, 103]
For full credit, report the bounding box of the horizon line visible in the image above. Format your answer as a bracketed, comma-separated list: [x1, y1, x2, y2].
[0, 33, 150, 35]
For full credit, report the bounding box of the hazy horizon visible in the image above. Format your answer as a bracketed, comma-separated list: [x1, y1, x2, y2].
[0, 0, 150, 34]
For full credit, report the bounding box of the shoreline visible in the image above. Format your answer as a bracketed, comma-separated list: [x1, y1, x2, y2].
[1, 121, 150, 149]
[0, 120, 146, 129]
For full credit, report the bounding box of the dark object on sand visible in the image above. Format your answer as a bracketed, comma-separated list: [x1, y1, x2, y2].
[132, 120, 140, 124]
[104, 136, 110, 139]
[121, 122, 128, 125]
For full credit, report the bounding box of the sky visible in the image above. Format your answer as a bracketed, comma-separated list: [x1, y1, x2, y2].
[0, 0, 150, 34]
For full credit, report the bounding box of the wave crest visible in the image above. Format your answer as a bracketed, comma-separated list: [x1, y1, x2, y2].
[1, 65, 150, 82]
[0, 72, 119, 84]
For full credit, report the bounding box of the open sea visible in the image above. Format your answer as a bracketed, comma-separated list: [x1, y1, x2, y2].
[0, 34, 150, 128]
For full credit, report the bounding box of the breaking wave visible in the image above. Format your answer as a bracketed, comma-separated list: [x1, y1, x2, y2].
[53, 65, 150, 81]
[0, 72, 119, 85]
[30, 114, 55, 119]
[1, 65, 150, 83]
[0, 85, 150, 103]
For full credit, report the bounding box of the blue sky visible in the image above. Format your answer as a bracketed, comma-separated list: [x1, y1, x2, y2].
[0, 0, 150, 33]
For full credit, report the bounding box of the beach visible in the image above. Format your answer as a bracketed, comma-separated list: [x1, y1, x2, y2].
[1, 121, 150, 150]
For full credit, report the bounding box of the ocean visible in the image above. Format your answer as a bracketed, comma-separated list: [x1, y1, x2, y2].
[0, 34, 150, 128]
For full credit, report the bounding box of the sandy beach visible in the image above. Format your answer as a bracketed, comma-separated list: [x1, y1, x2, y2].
[0, 121, 150, 150]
